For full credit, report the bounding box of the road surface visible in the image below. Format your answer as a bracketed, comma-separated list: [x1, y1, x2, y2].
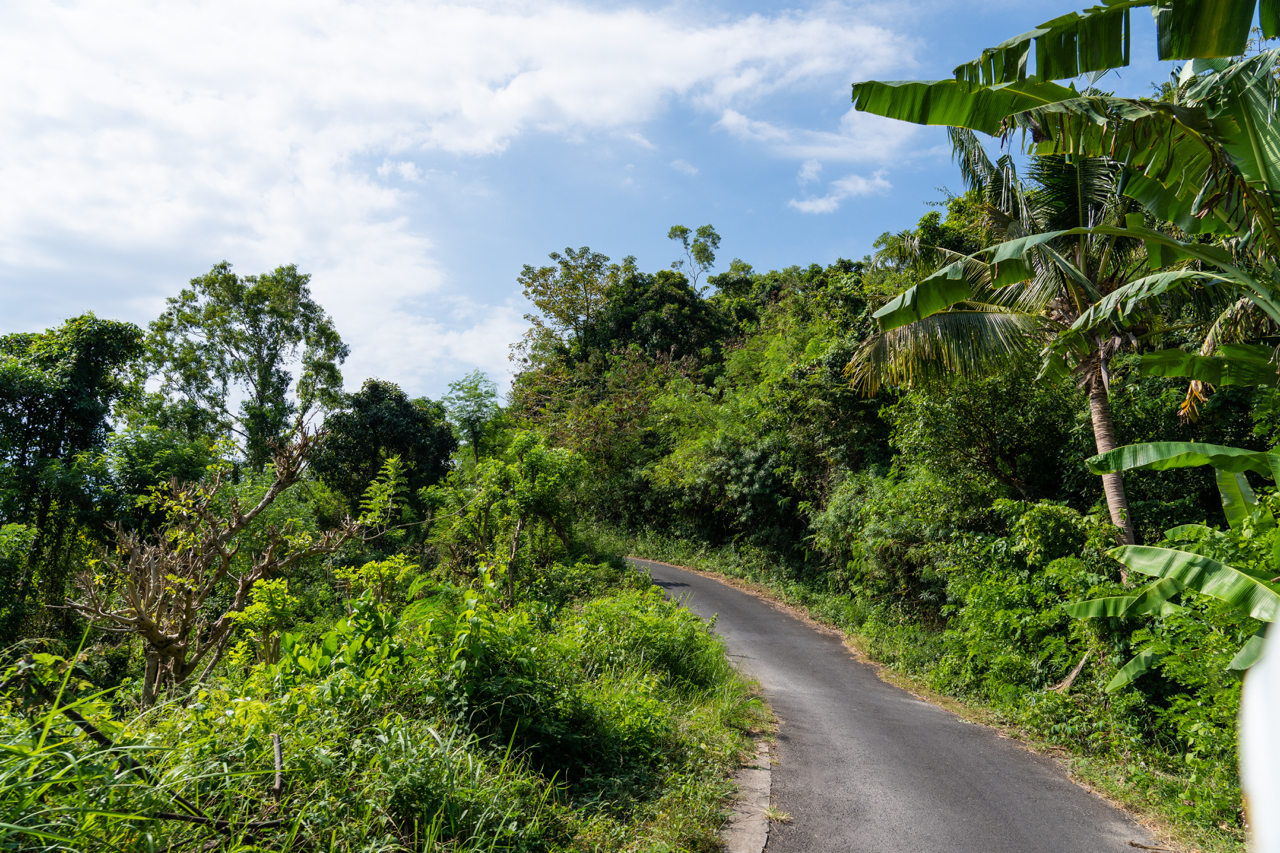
[630, 557, 1155, 853]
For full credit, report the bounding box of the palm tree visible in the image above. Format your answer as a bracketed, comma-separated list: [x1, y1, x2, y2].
[852, 134, 1148, 543]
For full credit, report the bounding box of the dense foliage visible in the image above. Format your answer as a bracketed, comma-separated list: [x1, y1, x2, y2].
[0, 264, 761, 852]
[9, 5, 1280, 849]
[508, 185, 1274, 848]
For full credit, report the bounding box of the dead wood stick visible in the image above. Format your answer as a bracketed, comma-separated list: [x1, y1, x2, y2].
[271, 733, 284, 800]
[1050, 652, 1090, 693]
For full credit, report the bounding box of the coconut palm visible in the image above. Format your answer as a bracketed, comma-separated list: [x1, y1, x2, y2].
[853, 136, 1151, 543]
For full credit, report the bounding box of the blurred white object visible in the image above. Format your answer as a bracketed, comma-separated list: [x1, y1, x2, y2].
[1242, 633, 1279, 852]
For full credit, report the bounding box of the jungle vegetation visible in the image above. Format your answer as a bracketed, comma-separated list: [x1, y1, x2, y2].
[7, 1, 1280, 850]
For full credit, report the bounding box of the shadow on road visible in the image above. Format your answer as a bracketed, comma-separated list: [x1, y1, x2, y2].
[652, 579, 690, 589]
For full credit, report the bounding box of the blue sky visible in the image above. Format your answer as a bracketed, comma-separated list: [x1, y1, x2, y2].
[0, 0, 1182, 397]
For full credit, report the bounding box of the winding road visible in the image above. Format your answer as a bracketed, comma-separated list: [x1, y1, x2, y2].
[630, 557, 1156, 853]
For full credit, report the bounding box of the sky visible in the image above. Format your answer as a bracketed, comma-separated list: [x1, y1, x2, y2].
[0, 0, 1184, 398]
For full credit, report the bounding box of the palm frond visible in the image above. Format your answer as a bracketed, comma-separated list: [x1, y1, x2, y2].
[849, 309, 1047, 395]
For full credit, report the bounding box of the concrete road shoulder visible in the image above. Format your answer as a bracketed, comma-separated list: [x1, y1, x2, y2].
[723, 741, 772, 853]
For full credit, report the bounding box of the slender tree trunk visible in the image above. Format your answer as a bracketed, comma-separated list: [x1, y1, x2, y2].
[142, 651, 159, 708]
[1087, 378, 1136, 559]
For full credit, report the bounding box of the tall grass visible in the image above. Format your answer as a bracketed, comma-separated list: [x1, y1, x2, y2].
[1, 559, 766, 852]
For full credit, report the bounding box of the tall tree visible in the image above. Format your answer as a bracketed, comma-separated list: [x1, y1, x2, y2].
[0, 314, 143, 636]
[667, 224, 720, 290]
[147, 262, 348, 470]
[584, 269, 731, 361]
[517, 248, 634, 362]
[443, 370, 500, 466]
[311, 379, 457, 514]
[853, 142, 1150, 543]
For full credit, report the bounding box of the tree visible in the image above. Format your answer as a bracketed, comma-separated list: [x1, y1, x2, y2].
[667, 224, 721, 289]
[847, 4, 1280, 394]
[0, 314, 144, 636]
[852, 144, 1153, 543]
[517, 248, 634, 362]
[70, 431, 363, 705]
[311, 379, 457, 514]
[147, 262, 349, 470]
[849, 0, 1274, 136]
[443, 371, 500, 466]
[1067, 436, 1280, 687]
[426, 431, 581, 603]
[584, 269, 731, 361]
[886, 364, 1078, 500]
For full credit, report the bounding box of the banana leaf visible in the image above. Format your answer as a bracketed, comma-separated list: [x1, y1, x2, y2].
[850, 79, 1079, 135]
[1216, 468, 1277, 531]
[1228, 623, 1270, 673]
[1108, 646, 1166, 692]
[1065, 577, 1185, 618]
[1109, 545, 1280, 622]
[1087, 441, 1280, 480]
[1155, 0, 1256, 60]
[1140, 346, 1280, 387]
[872, 261, 973, 331]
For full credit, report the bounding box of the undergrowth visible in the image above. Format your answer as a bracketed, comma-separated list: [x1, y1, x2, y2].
[1, 557, 766, 852]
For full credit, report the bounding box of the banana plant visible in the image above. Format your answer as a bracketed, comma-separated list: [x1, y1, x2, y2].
[852, 0, 1280, 132]
[853, 10, 1280, 407]
[1067, 439, 1280, 689]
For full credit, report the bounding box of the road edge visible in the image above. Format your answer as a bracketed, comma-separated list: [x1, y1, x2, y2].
[722, 740, 771, 853]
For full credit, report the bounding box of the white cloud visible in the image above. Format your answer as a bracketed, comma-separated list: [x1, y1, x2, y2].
[798, 159, 823, 184]
[717, 106, 921, 163]
[0, 0, 916, 392]
[622, 131, 657, 150]
[671, 159, 699, 176]
[377, 160, 424, 182]
[788, 171, 892, 214]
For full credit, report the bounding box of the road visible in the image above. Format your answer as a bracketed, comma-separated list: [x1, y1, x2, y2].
[630, 557, 1155, 853]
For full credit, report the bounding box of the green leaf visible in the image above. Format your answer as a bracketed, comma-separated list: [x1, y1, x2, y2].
[1216, 468, 1277, 531]
[991, 257, 1034, 287]
[1140, 346, 1280, 387]
[1087, 441, 1280, 479]
[1128, 577, 1189, 615]
[1109, 545, 1280, 622]
[1107, 646, 1166, 692]
[1064, 595, 1141, 617]
[1263, 0, 1280, 37]
[1228, 623, 1269, 674]
[872, 261, 975, 331]
[1165, 523, 1214, 539]
[1065, 578, 1186, 618]
[1122, 172, 1229, 236]
[1155, 0, 1255, 60]
[850, 78, 1079, 135]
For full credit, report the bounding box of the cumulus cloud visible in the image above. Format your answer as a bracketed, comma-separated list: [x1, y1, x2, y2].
[798, 159, 823, 184]
[671, 159, 699, 176]
[0, 0, 916, 391]
[788, 171, 892, 213]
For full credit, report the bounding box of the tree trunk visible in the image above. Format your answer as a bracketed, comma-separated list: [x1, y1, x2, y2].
[1087, 379, 1136, 559]
[142, 651, 159, 708]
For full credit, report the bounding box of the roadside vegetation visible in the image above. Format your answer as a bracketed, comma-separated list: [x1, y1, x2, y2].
[503, 6, 1280, 849]
[7, 1, 1280, 851]
[0, 269, 763, 852]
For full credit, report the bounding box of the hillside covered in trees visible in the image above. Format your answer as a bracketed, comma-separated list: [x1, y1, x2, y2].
[8, 1, 1280, 850]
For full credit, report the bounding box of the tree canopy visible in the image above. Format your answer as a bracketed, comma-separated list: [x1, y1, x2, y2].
[311, 379, 457, 514]
[147, 262, 348, 470]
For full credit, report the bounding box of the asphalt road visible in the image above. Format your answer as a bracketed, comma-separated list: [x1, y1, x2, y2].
[629, 557, 1155, 853]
